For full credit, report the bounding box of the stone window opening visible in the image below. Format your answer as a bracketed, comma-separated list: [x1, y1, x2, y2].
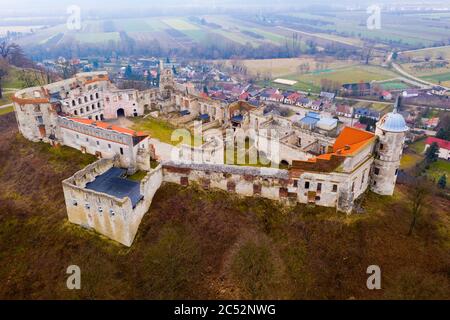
[109, 209, 115, 217]
[317, 183, 322, 192]
[85, 203, 90, 210]
[374, 167, 380, 176]
[72, 200, 78, 206]
[305, 181, 310, 189]
[380, 143, 384, 150]
[332, 184, 338, 193]
[98, 207, 103, 214]
[120, 147, 124, 155]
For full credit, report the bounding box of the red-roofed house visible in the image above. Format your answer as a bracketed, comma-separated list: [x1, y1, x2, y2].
[285, 92, 301, 105]
[425, 137, 450, 160]
[58, 117, 152, 169]
[269, 93, 285, 103]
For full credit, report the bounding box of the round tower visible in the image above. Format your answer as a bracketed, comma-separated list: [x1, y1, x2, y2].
[371, 97, 409, 196]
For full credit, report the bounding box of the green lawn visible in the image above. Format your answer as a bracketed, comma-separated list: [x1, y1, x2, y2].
[131, 117, 179, 145]
[409, 139, 426, 154]
[380, 81, 410, 90]
[428, 160, 450, 181]
[127, 171, 148, 182]
[400, 153, 423, 170]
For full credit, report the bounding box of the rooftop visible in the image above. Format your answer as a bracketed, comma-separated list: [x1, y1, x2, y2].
[86, 167, 143, 207]
[69, 118, 147, 137]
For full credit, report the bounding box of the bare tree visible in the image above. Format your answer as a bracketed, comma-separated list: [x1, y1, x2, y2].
[407, 177, 431, 236]
[0, 41, 19, 60]
[0, 59, 8, 99]
[361, 42, 375, 65]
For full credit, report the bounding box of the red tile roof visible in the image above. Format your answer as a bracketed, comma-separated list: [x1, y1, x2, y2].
[426, 137, 450, 150]
[69, 118, 147, 137]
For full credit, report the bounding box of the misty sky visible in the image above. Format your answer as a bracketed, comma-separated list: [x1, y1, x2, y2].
[2, 0, 450, 17]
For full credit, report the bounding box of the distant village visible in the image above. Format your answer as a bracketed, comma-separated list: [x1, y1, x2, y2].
[39, 55, 450, 142]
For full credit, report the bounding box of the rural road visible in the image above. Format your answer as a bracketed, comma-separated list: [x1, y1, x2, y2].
[391, 62, 446, 90]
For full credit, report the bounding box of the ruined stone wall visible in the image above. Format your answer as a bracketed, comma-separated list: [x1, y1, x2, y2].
[62, 159, 163, 246]
[295, 156, 373, 212]
[162, 162, 291, 202]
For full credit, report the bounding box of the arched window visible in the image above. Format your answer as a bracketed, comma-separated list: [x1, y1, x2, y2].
[72, 100, 76, 106]
[90, 95, 94, 101]
[96, 93, 99, 99]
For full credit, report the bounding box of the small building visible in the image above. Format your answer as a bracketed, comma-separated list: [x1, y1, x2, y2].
[320, 91, 336, 101]
[336, 104, 354, 118]
[285, 92, 301, 105]
[422, 117, 440, 129]
[299, 112, 321, 130]
[381, 91, 392, 101]
[316, 117, 338, 132]
[425, 137, 450, 160]
[431, 86, 447, 96]
[355, 108, 380, 121]
[402, 89, 420, 98]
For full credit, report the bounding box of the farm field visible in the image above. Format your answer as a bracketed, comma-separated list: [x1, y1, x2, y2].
[399, 46, 450, 86]
[14, 14, 323, 50]
[285, 11, 450, 48]
[219, 57, 356, 78]
[378, 80, 411, 91]
[274, 64, 398, 93]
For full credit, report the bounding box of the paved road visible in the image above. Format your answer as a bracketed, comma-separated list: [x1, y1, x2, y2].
[391, 62, 442, 89]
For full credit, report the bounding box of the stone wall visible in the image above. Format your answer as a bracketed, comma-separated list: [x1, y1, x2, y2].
[62, 158, 163, 246]
[162, 161, 292, 202]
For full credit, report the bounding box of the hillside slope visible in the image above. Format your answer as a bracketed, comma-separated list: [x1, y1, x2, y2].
[0, 112, 449, 300]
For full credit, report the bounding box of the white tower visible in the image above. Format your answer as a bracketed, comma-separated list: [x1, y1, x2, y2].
[371, 97, 409, 196]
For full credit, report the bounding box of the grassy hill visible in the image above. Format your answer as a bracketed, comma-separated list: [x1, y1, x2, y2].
[0, 112, 449, 299]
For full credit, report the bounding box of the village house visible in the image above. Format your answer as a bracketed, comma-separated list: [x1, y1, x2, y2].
[336, 104, 354, 118]
[425, 137, 450, 160]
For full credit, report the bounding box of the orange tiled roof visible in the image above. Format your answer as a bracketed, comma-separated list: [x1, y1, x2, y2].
[84, 74, 109, 85]
[306, 127, 375, 163]
[69, 118, 147, 137]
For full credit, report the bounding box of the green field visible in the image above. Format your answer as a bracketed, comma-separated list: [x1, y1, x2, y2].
[276, 64, 397, 93]
[379, 81, 411, 90]
[428, 160, 450, 182]
[421, 72, 450, 86]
